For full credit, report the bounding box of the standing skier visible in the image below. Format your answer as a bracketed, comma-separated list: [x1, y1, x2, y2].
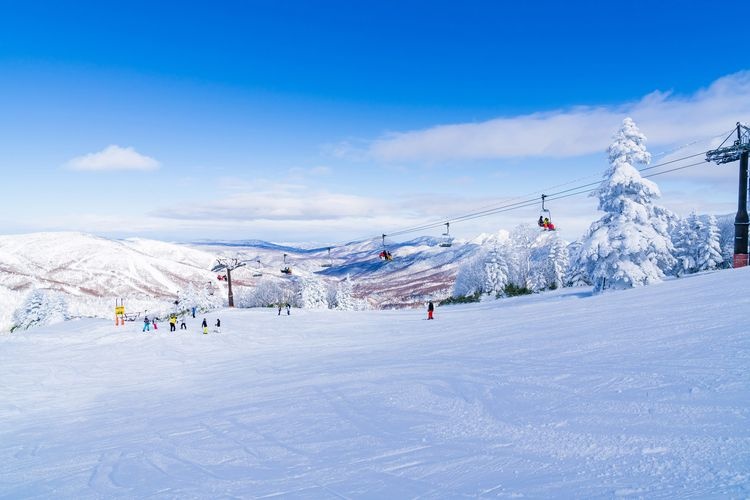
[143, 316, 150, 332]
[286, 303, 291, 315]
[427, 301, 434, 320]
[180, 318, 187, 330]
[215, 318, 221, 333]
[169, 315, 177, 332]
[202, 318, 208, 334]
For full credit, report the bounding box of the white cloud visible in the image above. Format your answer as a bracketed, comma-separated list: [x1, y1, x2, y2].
[66, 145, 160, 171]
[368, 71, 750, 162]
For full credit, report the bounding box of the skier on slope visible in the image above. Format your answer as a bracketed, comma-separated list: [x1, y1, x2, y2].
[427, 301, 434, 320]
[215, 318, 221, 333]
[143, 316, 150, 332]
[202, 318, 208, 334]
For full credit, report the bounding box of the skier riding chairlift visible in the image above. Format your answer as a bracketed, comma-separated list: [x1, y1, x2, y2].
[538, 194, 556, 231]
[280, 253, 293, 275]
[379, 234, 393, 261]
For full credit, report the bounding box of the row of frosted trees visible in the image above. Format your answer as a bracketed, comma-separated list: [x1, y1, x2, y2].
[454, 118, 730, 299]
[235, 275, 368, 311]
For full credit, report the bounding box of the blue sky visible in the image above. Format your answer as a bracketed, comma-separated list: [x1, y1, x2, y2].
[1, 1, 748, 243]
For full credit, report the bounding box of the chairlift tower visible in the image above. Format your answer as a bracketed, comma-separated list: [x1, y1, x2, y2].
[320, 247, 333, 268]
[212, 257, 246, 307]
[706, 123, 750, 268]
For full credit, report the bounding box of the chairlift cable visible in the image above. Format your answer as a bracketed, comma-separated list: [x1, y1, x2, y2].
[382, 155, 710, 237]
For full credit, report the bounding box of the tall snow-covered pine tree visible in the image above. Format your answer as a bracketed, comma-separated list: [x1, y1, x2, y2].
[484, 245, 509, 296]
[579, 118, 675, 292]
[695, 214, 724, 272]
[672, 214, 699, 276]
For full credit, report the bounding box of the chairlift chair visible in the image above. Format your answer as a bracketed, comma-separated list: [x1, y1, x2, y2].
[280, 253, 292, 275]
[439, 222, 453, 247]
[253, 259, 263, 277]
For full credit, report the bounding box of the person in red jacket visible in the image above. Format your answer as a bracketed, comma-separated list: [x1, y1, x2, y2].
[427, 301, 434, 320]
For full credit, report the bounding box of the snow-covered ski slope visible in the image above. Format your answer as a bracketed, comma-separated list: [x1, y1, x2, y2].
[1, 268, 748, 498]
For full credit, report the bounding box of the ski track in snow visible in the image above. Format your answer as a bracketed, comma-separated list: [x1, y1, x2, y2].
[1, 269, 749, 498]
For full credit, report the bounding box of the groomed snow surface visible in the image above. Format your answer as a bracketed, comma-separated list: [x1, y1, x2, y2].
[2, 269, 749, 498]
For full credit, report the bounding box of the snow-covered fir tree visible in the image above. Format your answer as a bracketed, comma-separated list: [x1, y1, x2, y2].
[177, 282, 223, 313]
[452, 250, 489, 297]
[578, 117, 675, 292]
[483, 245, 509, 296]
[672, 214, 700, 276]
[239, 278, 286, 308]
[296, 277, 329, 309]
[332, 275, 356, 310]
[695, 214, 724, 272]
[673, 213, 724, 276]
[11, 288, 68, 332]
[564, 241, 591, 287]
[529, 233, 569, 291]
[548, 236, 570, 289]
[506, 224, 537, 289]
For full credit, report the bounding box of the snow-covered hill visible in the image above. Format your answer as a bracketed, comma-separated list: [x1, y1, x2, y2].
[1, 267, 748, 497]
[0, 232, 222, 330]
[0, 232, 217, 296]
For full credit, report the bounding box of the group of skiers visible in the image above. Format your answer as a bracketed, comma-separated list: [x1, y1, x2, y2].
[138, 300, 436, 333]
[142, 315, 220, 334]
